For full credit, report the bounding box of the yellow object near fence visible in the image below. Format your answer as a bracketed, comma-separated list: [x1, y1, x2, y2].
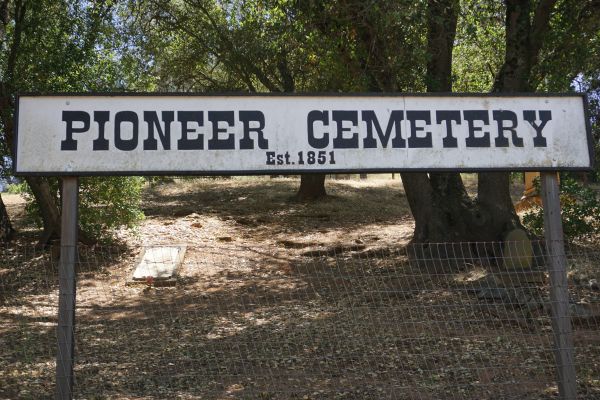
[515, 172, 560, 212]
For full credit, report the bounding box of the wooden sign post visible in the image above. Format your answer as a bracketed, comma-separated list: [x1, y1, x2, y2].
[56, 177, 78, 400]
[540, 172, 577, 399]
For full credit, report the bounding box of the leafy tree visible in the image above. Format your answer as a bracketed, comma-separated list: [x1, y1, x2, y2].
[477, 0, 600, 244]
[300, 0, 473, 245]
[303, 0, 599, 247]
[0, 0, 146, 243]
[400, 0, 600, 247]
[127, 0, 421, 199]
[124, 0, 599, 245]
[129, 0, 307, 197]
[18, 176, 145, 241]
[523, 176, 600, 239]
[453, 1, 505, 92]
[24, 0, 593, 248]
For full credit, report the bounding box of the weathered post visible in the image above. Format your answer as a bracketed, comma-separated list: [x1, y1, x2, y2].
[56, 177, 79, 400]
[540, 172, 577, 400]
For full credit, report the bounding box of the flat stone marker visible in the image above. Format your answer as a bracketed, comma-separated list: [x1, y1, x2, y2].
[132, 246, 186, 282]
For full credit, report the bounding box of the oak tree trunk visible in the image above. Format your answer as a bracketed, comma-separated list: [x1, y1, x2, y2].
[2, 120, 61, 244]
[0, 193, 14, 242]
[26, 176, 61, 245]
[277, 54, 329, 202]
[0, 3, 67, 245]
[30, 177, 94, 245]
[477, 0, 557, 240]
[296, 174, 327, 201]
[401, 0, 482, 247]
[406, 0, 557, 249]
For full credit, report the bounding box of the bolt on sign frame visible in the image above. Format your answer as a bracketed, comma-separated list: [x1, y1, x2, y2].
[15, 93, 594, 400]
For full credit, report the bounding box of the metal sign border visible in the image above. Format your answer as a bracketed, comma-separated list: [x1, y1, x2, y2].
[14, 92, 595, 176]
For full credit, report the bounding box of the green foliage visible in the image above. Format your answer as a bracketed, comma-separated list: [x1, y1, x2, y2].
[6, 182, 27, 194]
[0, 1, 149, 241]
[582, 78, 600, 182]
[1, 0, 598, 243]
[510, 172, 524, 184]
[452, 1, 505, 92]
[535, 0, 600, 92]
[128, 0, 428, 93]
[522, 177, 600, 240]
[21, 177, 144, 241]
[78, 177, 145, 239]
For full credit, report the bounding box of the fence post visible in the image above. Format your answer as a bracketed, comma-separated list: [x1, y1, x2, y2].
[56, 177, 79, 400]
[540, 172, 576, 400]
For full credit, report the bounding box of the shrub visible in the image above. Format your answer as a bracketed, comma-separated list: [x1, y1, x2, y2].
[522, 176, 600, 240]
[6, 182, 28, 194]
[77, 177, 145, 239]
[21, 176, 145, 241]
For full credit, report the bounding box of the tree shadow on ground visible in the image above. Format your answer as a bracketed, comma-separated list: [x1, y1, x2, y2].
[141, 178, 412, 235]
[5, 243, 599, 399]
[3, 179, 600, 399]
[68, 251, 578, 399]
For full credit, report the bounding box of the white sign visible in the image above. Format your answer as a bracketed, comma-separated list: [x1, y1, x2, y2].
[15, 94, 592, 175]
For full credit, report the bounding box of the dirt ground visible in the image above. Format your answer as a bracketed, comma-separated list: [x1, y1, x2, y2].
[1, 176, 599, 399]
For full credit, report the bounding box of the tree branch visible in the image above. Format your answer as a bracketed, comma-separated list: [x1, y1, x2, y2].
[0, 0, 9, 39]
[529, 0, 558, 68]
[6, 0, 26, 87]
[184, 0, 281, 92]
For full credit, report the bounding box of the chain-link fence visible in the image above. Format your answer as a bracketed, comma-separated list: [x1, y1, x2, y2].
[1, 240, 599, 399]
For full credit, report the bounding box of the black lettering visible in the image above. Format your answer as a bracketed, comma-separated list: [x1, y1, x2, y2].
[143, 111, 174, 150]
[177, 111, 204, 150]
[208, 111, 235, 150]
[493, 110, 522, 147]
[362, 110, 405, 148]
[523, 110, 551, 147]
[266, 151, 275, 165]
[114, 111, 139, 151]
[92, 111, 110, 151]
[464, 110, 490, 148]
[407, 110, 432, 148]
[332, 110, 358, 149]
[239, 111, 268, 149]
[307, 110, 329, 149]
[61, 111, 90, 151]
[436, 110, 460, 148]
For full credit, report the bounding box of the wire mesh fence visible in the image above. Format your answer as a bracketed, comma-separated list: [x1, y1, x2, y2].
[1, 240, 599, 399]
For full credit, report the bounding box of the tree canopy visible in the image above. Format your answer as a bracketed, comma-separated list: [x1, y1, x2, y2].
[0, 0, 598, 244]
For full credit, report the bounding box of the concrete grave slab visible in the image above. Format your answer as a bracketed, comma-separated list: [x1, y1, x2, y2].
[131, 246, 186, 284]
